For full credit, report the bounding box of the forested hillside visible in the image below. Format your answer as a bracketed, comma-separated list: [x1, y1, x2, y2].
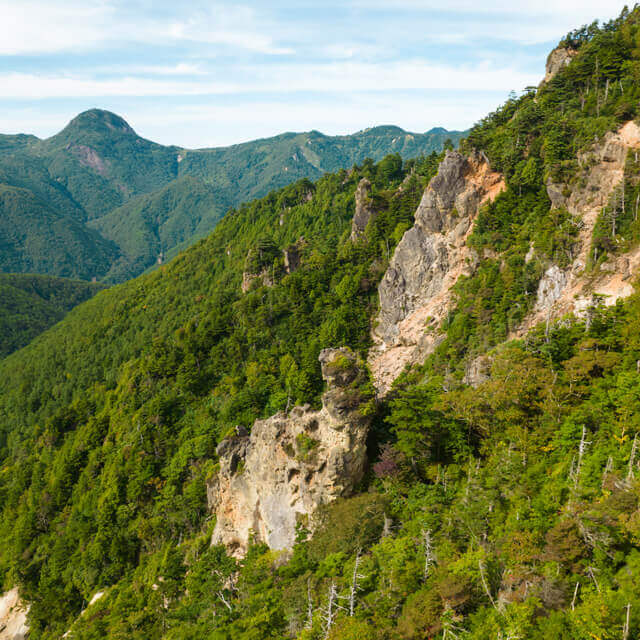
[0, 111, 462, 283]
[0, 274, 104, 358]
[1, 7, 640, 640]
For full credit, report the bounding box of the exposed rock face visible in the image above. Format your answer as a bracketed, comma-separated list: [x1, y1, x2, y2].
[369, 151, 504, 394]
[0, 589, 29, 640]
[350, 178, 376, 241]
[514, 121, 640, 336]
[208, 347, 370, 556]
[535, 265, 568, 312]
[541, 46, 577, 85]
[241, 269, 273, 293]
[283, 244, 301, 274]
[463, 354, 493, 388]
[68, 144, 109, 177]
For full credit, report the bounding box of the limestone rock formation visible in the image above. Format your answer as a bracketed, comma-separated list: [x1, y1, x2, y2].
[514, 121, 640, 336]
[369, 150, 504, 394]
[541, 46, 577, 85]
[0, 589, 28, 640]
[208, 347, 371, 556]
[535, 265, 569, 312]
[350, 178, 376, 241]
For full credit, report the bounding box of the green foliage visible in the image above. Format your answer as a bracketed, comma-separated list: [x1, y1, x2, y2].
[0, 111, 462, 282]
[0, 152, 434, 638]
[4, 9, 640, 640]
[0, 273, 104, 358]
[0, 184, 120, 280]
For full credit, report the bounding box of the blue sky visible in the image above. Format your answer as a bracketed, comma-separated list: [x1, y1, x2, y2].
[0, 0, 630, 148]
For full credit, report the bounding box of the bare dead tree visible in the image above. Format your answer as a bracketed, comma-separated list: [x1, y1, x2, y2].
[423, 529, 435, 581]
[602, 456, 613, 489]
[305, 578, 314, 630]
[586, 566, 600, 593]
[321, 581, 344, 639]
[572, 426, 591, 489]
[628, 433, 638, 482]
[216, 590, 232, 611]
[348, 550, 364, 617]
[571, 581, 580, 610]
[382, 513, 393, 538]
[478, 559, 499, 613]
[623, 603, 631, 640]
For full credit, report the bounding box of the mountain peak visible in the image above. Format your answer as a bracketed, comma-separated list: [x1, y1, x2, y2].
[70, 109, 134, 133]
[50, 109, 136, 145]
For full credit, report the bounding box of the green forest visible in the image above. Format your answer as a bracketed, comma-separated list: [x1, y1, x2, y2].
[1, 6, 640, 640]
[0, 109, 463, 283]
[0, 274, 104, 358]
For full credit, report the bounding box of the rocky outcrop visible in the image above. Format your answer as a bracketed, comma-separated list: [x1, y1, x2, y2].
[284, 242, 302, 274]
[462, 354, 493, 388]
[0, 589, 28, 640]
[514, 121, 640, 336]
[369, 151, 505, 394]
[241, 269, 274, 293]
[535, 265, 569, 312]
[67, 144, 109, 177]
[208, 347, 370, 556]
[541, 46, 577, 85]
[351, 178, 376, 241]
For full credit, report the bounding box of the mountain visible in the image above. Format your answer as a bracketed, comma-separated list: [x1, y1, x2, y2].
[0, 184, 120, 278]
[0, 273, 105, 358]
[0, 111, 465, 283]
[3, 7, 640, 640]
[88, 176, 223, 282]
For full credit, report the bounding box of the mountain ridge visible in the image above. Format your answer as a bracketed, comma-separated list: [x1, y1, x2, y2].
[3, 8, 640, 639]
[0, 110, 465, 283]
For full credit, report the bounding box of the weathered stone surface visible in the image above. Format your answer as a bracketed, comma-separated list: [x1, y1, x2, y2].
[0, 589, 28, 640]
[541, 46, 577, 85]
[208, 347, 370, 556]
[463, 354, 493, 388]
[350, 178, 376, 241]
[514, 121, 640, 337]
[369, 150, 504, 394]
[535, 265, 568, 312]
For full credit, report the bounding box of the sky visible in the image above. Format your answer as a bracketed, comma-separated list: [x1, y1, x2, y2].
[0, 0, 631, 148]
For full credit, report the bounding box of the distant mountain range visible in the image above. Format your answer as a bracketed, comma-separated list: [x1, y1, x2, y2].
[0, 110, 466, 282]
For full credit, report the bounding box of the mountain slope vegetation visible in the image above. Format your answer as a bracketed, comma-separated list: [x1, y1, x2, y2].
[0, 112, 463, 283]
[0, 274, 104, 358]
[1, 7, 640, 640]
[0, 184, 120, 279]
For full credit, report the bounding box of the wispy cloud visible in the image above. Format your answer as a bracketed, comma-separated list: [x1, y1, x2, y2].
[0, 0, 631, 145]
[0, 59, 538, 99]
[0, 0, 293, 56]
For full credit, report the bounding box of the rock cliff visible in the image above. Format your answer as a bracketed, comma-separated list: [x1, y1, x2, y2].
[541, 46, 578, 85]
[208, 347, 370, 556]
[369, 150, 504, 394]
[514, 120, 640, 336]
[0, 589, 28, 640]
[350, 178, 376, 241]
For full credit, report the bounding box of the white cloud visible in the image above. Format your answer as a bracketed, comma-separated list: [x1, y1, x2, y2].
[0, 58, 538, 99]
[0, 0, 293, 55]
[0, 1, 113, 54]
